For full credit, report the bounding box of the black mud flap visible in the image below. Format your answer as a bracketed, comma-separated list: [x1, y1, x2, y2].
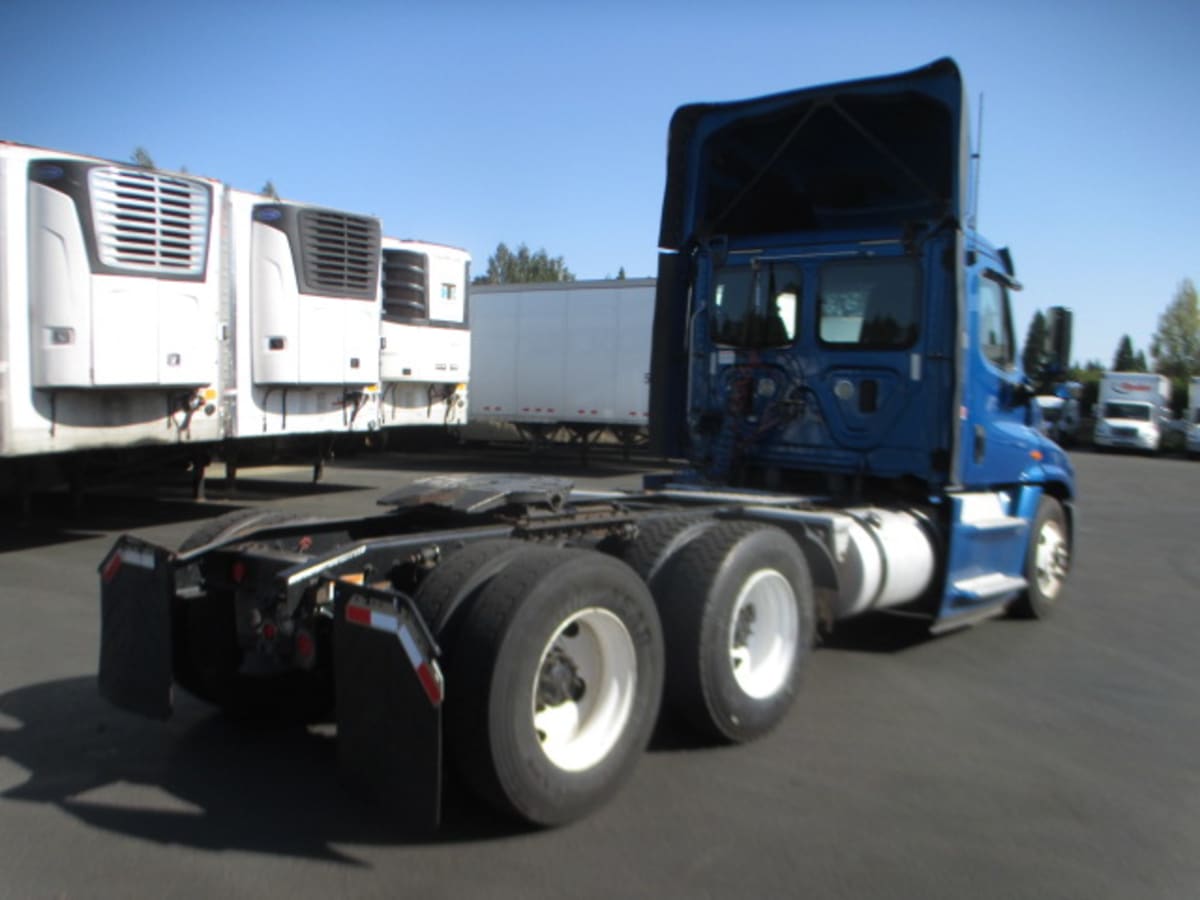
[98, 536, 176, 719]
[335, 584, 443, 832]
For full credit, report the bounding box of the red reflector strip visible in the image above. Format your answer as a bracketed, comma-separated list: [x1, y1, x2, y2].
[101, 552, 122, 584]
[345, 603, 372, 626]
[102, 547, 156, 584]
[416, 662, 444, 706]
[344, 599, 441, 706]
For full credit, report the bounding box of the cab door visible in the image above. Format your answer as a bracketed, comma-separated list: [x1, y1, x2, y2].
[958, 263, 1038, 487]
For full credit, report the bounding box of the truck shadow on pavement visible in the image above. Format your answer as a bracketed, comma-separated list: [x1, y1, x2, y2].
[818, 611, 941, 654]
[0, 677, 525, 862]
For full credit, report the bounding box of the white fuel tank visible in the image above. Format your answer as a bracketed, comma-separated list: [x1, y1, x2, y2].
[834, 509, 936, 617]
[766, 507, 936, 619]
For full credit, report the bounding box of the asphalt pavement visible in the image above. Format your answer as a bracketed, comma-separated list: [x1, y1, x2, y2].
[0, 447, 1197, 899]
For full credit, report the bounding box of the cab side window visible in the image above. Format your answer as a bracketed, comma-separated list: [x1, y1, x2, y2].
[978, 276, 1014, 369]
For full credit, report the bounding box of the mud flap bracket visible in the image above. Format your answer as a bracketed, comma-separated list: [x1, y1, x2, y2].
[334, 583, 443, 831]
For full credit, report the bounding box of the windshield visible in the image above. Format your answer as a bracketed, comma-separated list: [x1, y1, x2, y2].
[710, 261, 801, 348]
[1104, 402, 1151, 421]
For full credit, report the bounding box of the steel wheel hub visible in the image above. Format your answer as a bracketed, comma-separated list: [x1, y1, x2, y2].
[1034, 518, 1069, 600]
[532, 608, 637, 773]
[728, 569, 798, 699]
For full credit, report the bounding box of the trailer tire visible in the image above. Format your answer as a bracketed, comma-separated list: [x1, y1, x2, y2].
[1010, 496, 1069, 619]
[617, 512, 720, 585]
[655, 520, 813, 743]
[444, 545, 664, 826]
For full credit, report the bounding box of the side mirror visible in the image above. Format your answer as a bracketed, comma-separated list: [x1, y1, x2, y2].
[1010, 380, 1036, 409]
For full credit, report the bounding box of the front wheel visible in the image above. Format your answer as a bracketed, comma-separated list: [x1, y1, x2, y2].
[444, 545, 664, 826]
[1010, 496, 1070, 619]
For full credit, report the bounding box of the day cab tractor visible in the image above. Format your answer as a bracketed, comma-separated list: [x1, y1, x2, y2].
[99, 58, 1074, 829]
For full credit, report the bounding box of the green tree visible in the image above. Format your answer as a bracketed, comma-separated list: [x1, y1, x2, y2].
[617, 266, 627, 280]
[260, 180, 280, 200]
[473, 242, 575, 284]
[130, 146, 156, 169]
[1112, 334, 1142, 371]
[1021, 310, 1048, 381]
[1068, 359, 1105, 416]
[1150, 278, 1200, 378]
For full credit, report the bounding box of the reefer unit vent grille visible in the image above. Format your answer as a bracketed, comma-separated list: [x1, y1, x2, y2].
[381, 248, 428, 318]
[298, 210, 380, 299]
[88, 167, 211, 276]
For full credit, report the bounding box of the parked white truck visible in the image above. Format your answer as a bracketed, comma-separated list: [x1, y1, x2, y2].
[1035, 382, 1081, 446]
[1092, 372, 1171, 453]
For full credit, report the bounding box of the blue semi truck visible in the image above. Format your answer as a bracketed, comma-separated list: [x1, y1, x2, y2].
[99, 58, 1074, 828]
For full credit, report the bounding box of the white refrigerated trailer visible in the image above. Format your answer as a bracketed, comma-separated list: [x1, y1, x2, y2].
[469, 279, 654, 450]
[1, 140, 472, 497]
[0, 142, 226, 493]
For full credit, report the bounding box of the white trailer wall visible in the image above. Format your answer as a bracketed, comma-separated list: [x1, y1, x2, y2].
[470, 279, 654, 432]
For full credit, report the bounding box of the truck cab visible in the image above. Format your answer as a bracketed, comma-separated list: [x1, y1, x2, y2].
[651, 58, 1071, 505]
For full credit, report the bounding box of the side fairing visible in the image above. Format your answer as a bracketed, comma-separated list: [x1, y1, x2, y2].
[659, 58, 968, 252]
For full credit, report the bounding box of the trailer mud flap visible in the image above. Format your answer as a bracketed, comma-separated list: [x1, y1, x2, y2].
[98, 537, 176, 719]
[335, 585, 443, 831]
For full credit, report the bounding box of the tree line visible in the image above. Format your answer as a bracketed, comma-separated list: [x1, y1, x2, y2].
[1024, 278, 1199, 415]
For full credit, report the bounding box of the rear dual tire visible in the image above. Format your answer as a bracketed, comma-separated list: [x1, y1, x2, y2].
[434, 544, 664, 827]
[626, 519, 815, 744]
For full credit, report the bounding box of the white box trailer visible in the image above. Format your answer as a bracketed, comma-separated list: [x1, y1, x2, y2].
[0, 142, 226, 470]
[378, 238, 470, 429]
[470, 279, 654, 446]
[1093, 372, 1171, 452]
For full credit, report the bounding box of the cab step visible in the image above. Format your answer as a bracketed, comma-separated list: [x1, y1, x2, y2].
[951, 572, 1027, 602]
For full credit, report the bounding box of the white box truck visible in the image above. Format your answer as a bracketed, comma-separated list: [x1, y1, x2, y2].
[469, 279, 654, 447]
[1093, 372, 1171, 452]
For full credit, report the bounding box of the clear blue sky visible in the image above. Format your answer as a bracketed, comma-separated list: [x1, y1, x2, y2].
[2, 0, 1197, 366]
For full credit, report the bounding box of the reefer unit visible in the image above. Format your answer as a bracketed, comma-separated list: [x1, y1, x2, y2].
[1, 142, 224, 461]
[224, 189, 383, 439]
[470, 279, 654, 436]
[378, 238, 470, 428]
